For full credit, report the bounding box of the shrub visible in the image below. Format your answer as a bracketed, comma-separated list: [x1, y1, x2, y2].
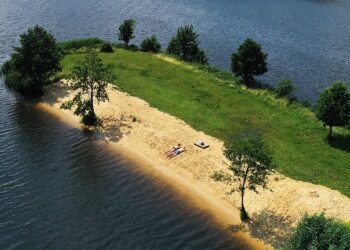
[140, 35, 161, 53]
[100, 42, 113, 53]
[275, 79, 296, 99]
[0, 25, 62, 95]
[285, 214, 350, 250]
[127, 44, 139, 51]
[167, 25, 208, 64]
[58, 38, 105, 51]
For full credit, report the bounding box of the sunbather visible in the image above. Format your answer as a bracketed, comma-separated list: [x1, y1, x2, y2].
[167, 146, 187, 159]
[165, 144, 181, 157]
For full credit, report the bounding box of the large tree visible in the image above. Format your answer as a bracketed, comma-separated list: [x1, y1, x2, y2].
[61, 51, 115, 125]
[212, 133, 275, 220]
[231, 38, 268, 86]
[118, 19, 136, 47]
[316, 81, 350, 138]
[166, 25, 208, 64]
[0, 25, 62, 95]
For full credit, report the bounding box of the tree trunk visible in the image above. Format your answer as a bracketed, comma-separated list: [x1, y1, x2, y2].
[90, 86, 94, 116]
[329, 125, 333, 138]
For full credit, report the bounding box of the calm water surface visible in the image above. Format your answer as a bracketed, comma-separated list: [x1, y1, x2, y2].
[1, 0, 350, 102]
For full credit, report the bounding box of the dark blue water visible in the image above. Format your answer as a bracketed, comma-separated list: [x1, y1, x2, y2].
[0, 87, 254, 249]
[1, 0, 350, 102]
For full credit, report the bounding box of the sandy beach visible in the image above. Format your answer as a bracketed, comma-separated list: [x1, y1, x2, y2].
[39, 81, 350, 248]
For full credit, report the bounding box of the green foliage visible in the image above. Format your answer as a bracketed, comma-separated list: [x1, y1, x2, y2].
[100, 42, 113, 53]
[127, 44, 139, 51]
[140, 35, 161, 53]
[275, 79, 296, 99]
[316, 81, 350, 137]
[213, 132, 275, 220]
[58, 38, 105, 51]
[167, 25, 208, 64]
[0, 25, 62, 95]
[285, 214, 350, 250]
[231, 38, 268, 86]
[59, 49, 350, 198]
[118, 19, 136, 47]
[61, 51, 115, 125]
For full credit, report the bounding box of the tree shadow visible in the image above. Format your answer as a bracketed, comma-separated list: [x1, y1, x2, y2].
[326, 132, 350, 152]
[229, 209, 294, 249]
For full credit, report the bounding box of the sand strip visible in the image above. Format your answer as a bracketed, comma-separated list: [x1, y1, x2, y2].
[38, 82, 350, 248]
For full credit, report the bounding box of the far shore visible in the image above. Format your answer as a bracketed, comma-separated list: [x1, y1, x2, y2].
[38, 81, 350, 248]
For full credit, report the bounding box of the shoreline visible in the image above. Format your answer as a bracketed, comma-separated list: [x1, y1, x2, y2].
[38, 82, 350, 248]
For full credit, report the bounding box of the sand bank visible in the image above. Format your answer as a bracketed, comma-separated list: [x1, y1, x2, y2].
[39, 82, 350, 248]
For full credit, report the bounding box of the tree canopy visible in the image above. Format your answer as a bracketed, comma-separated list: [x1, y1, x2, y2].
[212, 133, 274, 220]
[275, 79, 296, 99]
[118, 19, 136, 47]
[61, 51, 115, 125]
[231, 38, 267, 86]
[316, 81, 350, 137]
[166, 25, 208, 64]
[0, 25, 62, 95]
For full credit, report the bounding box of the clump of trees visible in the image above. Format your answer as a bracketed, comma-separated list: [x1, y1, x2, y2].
[285, 214, 350, 250]
[100, 42, 113, 53]
[167, 25, 208, 64]
[231, 38, 268, 87]
[118, 19, 136, 48]
[316, 81, 350, 138]
[212, 133, 275, 220]
[0, 25, 62, 95]
[61, 51, 115, 126]
[140, 35, 161, 53]
[275, 79, 296, 100]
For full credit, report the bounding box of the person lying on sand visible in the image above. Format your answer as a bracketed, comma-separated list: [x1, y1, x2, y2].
[165, 144, 181, 157]
[167, 147, 187, 159]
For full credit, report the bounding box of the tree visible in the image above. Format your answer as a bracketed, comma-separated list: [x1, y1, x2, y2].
[316, 81, 350, 138]
[61, 51, 115, 125]
[275, 79, 296, 99]
[140, 35, 161, 53]
[118, 19, 136, 47]
[0, 25, 62, 95]
[231, 38, 268, 86]
[166, 25, 208, 64]
[212, 133, 274, 220]
[285, 214, 350, 250]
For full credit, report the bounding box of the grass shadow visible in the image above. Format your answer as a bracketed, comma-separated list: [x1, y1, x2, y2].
[327, 132, 350, 152]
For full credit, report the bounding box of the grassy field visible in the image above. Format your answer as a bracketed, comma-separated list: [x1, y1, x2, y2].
[59, 48, 350, 197]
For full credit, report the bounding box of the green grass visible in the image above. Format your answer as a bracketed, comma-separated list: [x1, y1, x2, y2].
[59, 48, 350, 197]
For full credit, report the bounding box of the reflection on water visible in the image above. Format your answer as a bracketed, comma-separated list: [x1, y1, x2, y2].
[0, 85, 253, 249]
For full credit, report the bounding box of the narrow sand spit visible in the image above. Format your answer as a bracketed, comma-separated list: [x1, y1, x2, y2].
[39, 82, 350, 248]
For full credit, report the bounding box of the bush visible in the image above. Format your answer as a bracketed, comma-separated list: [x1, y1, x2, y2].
[0, 25, 62, 95]
[275, 79, 296, 98]
[127, 44, 139, 51]
[58, 38, 105, 51]
[140, 35, 161, 53]
[285, 214, 350, 250]
[100, 42, 113, 53]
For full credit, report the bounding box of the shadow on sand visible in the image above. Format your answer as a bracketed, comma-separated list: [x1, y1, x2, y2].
[229, 208, 294, 249]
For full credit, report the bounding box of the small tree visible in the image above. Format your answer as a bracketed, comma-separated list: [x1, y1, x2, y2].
[212, 133, 274, 220]
[0, 25, 62, 95]
[118, 19, 136, 47]
[140, 35, 161, 53]
[61, 51, 115, 125]
[275, 79, 296, 99]
[316, 81, 350, 138]
[166, 25, 208, 64]
[285, 214, 350, 250]
[231, 38, 268, 86]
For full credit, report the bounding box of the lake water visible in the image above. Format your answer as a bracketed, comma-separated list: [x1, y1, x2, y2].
[1, 0, 350, 102]
[1, 0, 350, 248]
